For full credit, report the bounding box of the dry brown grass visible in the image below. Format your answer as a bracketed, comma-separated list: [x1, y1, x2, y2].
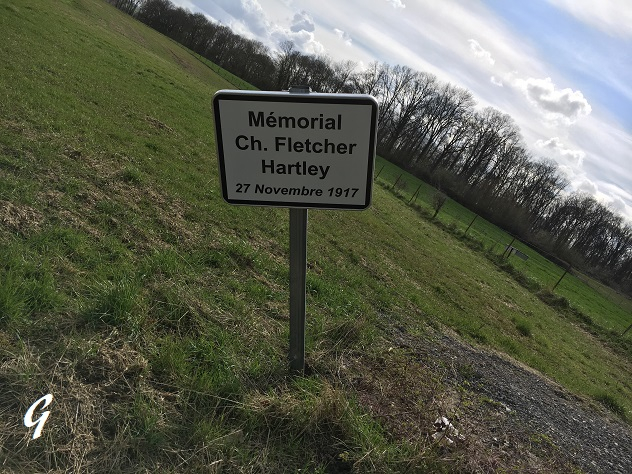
[0, 201, 44, 236]
[0, 331, 169, 472]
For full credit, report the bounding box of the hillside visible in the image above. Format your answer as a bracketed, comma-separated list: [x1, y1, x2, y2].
[1, 0, 632, 472]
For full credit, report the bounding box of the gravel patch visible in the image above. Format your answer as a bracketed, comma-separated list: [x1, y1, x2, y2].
[392, 327, 632, 473]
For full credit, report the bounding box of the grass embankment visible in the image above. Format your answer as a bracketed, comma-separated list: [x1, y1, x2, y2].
[1, 0, 631, 472]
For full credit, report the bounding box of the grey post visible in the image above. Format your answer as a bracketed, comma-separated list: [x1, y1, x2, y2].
[288, 85, 310, 373]
[289, 207, 308, 373]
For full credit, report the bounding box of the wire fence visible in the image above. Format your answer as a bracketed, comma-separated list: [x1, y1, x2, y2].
[373, 156, 632, 335]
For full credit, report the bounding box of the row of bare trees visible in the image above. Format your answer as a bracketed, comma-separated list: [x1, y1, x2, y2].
[110, 0, 632, 294]
[357, 64, 566, 227]
[125, 0, 356, 92]
[353, 62, 631, 291]
[542, 194, 632, 282]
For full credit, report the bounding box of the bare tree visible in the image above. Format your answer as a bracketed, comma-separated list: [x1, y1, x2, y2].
[379, 70, 438, 159]
[274, 41, 302, 90]
[108, 0, 142, 15]
[350, 61, 386, 96]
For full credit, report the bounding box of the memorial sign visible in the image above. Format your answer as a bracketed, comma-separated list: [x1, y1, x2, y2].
[213, 90, 378, 209]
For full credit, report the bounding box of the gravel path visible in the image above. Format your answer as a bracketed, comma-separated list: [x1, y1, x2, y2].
[392, 328, 632, 474]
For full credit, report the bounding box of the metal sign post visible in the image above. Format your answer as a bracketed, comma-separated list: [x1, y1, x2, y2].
[288, 86, 309, 374]
[212, 87, 378, 374]
[289, 207, 308, 372]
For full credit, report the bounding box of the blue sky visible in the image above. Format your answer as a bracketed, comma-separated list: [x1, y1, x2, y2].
[175, 0, 632, 222]
[484, 0, 631, 128]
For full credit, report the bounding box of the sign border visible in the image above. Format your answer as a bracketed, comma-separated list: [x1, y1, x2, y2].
[213, 90, 378, 210]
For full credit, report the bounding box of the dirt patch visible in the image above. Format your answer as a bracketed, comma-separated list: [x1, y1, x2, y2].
[361, 324, 632, 473]
[0, 118, 39, 142]
[145, 115, 174, 133]
[0, 200, 44, 235]
[169, 49, 192, 72]
[105, 19, 148, 49]
[341, 344, 575, 473]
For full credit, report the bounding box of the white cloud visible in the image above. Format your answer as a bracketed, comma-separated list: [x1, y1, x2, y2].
[557, 164, 575, 180]
[191, 0, 326, 55]
[610, 195, 627, 214]
[577, 178, 598, 195]
[595, 182, 632, 222]
[535, 137, 585, 165]
[271, 28, 325, 55]
[334, 28, 352, 46]
[273, 9, 325, 54]
[571, 118, 632, 189]
[513, 77, 592, 124]
[468, 39, 495, 66]
[385, 0, 406, 9]
[290, 10, 315, 33]
[235, 0, 270, 36]
[546, 0, 632, 38]
[490, 76, 503, 87]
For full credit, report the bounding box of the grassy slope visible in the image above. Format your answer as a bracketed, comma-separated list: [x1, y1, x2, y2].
[1, 0, 631, 472]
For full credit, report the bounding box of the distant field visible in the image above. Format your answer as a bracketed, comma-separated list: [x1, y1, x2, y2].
[186, 48, 258, 91]
[1, 0, 631, 472]
[375, 155, 632, 336]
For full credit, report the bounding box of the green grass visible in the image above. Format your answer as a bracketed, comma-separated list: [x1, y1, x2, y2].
[375, 155, 632, 337]
[186, 48, 259, 91]
[0, 0, 631, 472]
[594, 392, 627, 421]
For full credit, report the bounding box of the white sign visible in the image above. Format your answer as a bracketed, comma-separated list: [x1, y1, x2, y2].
[212, 90, 378, 209]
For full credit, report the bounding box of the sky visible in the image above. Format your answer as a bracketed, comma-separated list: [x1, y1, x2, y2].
[174, 0, 632, 223]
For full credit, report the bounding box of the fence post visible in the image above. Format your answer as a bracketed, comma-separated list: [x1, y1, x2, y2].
[391, 174, 403, 190]
[503, 237, 516, 258]
[375, 164, 385, 180]
[552, 265, 571, 292]
[464, 214, 478, 236]
[409, 184, 422, 204]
